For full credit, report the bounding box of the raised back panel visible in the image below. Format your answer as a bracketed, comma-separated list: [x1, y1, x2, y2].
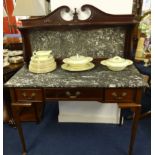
[18, 5, 138, 65]
[29, 27, 125, 59]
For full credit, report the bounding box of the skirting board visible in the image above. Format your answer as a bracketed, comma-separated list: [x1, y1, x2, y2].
[58, 101, 121, 124]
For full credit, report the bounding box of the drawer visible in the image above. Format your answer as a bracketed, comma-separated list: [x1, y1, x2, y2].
[105, 88, 135, 103]
[45, 88, 103, 100]
[15, 88, 43, 102]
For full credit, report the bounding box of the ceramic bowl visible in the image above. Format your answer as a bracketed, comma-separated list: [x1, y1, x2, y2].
[100, 56, 133, 71]
[63, 54, 93, 66]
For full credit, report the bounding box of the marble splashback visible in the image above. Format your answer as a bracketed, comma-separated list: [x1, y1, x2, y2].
[29, 27, 125, 58]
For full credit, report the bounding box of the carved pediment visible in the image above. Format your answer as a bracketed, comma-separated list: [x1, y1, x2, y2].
[19, 5, 138, 29]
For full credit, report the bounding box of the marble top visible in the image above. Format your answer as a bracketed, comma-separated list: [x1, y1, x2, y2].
[4, 64, 147, 88]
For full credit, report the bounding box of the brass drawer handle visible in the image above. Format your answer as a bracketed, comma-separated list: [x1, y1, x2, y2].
[112, 92, 127, 100]
[66, 91, 81, 99]
[122, 92, 127, 96]
[112, 92, 117, 97]
[66, 91, 71, 96]
[22, 92, 36, 100]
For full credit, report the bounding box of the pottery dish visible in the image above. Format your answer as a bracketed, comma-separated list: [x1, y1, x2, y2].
[61, 62, 95, 71]
[100, 56, 133, 71]
[63, 54, 93, 66]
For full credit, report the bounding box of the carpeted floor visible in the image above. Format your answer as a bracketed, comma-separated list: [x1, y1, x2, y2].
[3, 101, 151, 155]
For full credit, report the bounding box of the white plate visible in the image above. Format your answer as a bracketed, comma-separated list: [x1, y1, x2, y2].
[61, 62, 95, 71]
[29, 64, 56, 73]
[9, 50, 23, 57]
[3, 62, 10, 68]
[29, 62, 56, 69]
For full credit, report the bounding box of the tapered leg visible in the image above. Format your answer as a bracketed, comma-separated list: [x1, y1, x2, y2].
[15, 119, 27, 155]
[128, 106, 141, 155]
[118, 103, 142, 155]
[13, 106, 27, 155]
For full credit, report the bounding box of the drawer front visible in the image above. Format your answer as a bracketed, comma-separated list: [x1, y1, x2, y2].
[45, 88, 103, 100]
[105, 88, 135, 103]
[15, 88, 43, 102]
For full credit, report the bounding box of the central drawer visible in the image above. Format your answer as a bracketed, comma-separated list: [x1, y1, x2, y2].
[45, 88, 103, 101]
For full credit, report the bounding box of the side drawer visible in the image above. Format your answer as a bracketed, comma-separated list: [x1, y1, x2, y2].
[15, 88, 43, 102]
[105, 88, 135, 103]
[45, 88, 103, 100]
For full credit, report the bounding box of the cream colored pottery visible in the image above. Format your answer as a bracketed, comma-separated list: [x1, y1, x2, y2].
[3, 49, 8, 54]
[68, 64, 89, 69]
[29, 63, 56, 73]
[33, 50, 52, 56]
[63, 54, 93, 65]
[61, 62, 95, 71]
[3, 56, 9, 62]
[31, 55, 54, 62]
[33, 50, 52, 60]
[3, 62, 10, 68]
[9, 50, 23, 57]
[30, 60, 56, 66]
[100, 56, 133, 71]
[30, 62, 56, 69]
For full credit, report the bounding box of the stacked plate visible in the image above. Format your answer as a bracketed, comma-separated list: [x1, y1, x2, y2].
[29, 51, 56, 73]
[8, 50, 24, 64]
[3, 49, 10, 67]
[61, 54, 95, 71]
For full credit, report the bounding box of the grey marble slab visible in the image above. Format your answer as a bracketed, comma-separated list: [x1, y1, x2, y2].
[29, 27, 125, 59]
[5, 64, 147, 88]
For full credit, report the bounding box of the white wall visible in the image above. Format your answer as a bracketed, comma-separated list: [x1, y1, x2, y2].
[51, 0, 133, 14]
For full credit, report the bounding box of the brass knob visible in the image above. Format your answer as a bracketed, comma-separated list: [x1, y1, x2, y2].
[122, 92, 127, 97]
[112, 92, 117, 97]
[31, 93, 36, 97]
[65, 91, 81, 99]
[66, 91, 71, 96]
[112, 92, 127, 100]
[75, 91, 81, 96]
